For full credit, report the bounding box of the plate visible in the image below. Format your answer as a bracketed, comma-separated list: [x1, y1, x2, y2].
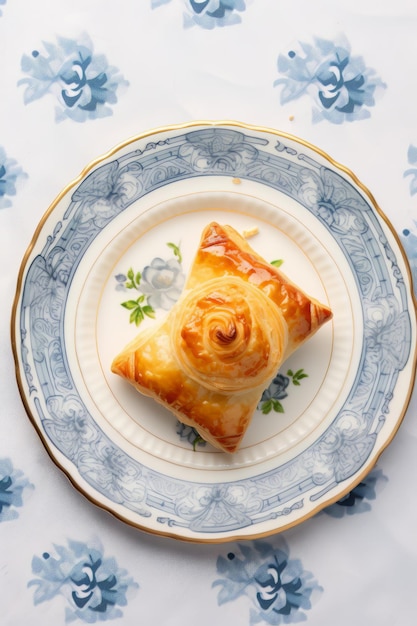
[12, 121, 417, 542]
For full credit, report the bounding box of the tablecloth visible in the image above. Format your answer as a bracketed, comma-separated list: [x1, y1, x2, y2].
[1, 1, 417, 625]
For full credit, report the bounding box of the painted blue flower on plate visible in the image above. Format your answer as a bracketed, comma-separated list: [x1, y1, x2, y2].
[213, 539, 322, 624]
[116, 242, 185, 326]
[0, 146, 28, 209]
[176, 422, 207, 449]
[258, 373, 289, 414]
[135, 256, 185, 309]
[152, 0, 248, 29]
[18, 34, 129, 122]
[28, 539, 139, 623]
[0, 458, 33, 522]
[274, 36, 386, 124]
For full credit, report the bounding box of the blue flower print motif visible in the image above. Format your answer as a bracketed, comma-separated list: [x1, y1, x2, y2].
[274, 36, 386, 124]
[0, 145, 28, 209]
[400, 223, 417, 296]
[0, 0, 6, 17]
[404, 144, 417, 195]
[0, 458, 33, 522]
[213, 539, 322, 625]
[152, 0, 248, 29]
[18, 34, 129, 122]
[323, 468, 388, 518]
[28, 539, 139, 623]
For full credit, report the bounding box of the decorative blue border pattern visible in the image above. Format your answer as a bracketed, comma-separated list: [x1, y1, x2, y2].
[18, 127, 413, 534]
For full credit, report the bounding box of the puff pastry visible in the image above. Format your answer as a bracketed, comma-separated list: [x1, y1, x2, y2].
[111, 222, 332, 453]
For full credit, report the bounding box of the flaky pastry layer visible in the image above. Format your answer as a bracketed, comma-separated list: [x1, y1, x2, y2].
[111, 222, 332, 453]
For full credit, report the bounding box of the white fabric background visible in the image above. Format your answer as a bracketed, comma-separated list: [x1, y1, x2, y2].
[1, 2, 416, 625]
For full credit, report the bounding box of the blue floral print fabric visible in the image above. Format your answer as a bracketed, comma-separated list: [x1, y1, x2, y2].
[213, 538, 322, 625]
[404, 144, 417, 196]
[274, 36, 386, 123]
[152, 0, 248, 29]
[0, 146, 27, 209]
[0, 458, 33, 522]
[323, 468, 388, 518]
[400, 224, 417, 294]
[401, 145, 417, 293]
[18, 34, 129, 122]
[28, 539, 139, 623]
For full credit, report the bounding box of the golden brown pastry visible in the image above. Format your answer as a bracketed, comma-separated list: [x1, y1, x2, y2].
[111, 222, 332, 453]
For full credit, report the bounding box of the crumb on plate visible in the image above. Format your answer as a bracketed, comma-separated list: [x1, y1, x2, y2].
[242, 226, 259, 239]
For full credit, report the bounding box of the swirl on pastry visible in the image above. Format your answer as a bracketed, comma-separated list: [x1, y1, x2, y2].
[171, 276, 288, 393]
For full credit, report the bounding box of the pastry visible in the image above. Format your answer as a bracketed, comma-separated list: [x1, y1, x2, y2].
[111, 222, 332, 453]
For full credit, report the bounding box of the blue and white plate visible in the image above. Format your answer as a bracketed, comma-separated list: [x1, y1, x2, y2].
[12, 121, 417, 541]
